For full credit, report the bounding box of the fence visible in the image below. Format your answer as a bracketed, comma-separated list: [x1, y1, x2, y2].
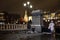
[0, 24, 27, 31]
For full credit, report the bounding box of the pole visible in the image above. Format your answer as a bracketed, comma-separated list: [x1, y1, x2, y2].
[24, 10, 28, 23]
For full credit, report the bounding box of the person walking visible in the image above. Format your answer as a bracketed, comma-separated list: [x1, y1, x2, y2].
[48, 21, 55, 33]
[48, 20, 56, 40]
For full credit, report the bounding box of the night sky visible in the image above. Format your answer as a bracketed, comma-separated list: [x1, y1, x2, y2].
[0, 0, 60, 16]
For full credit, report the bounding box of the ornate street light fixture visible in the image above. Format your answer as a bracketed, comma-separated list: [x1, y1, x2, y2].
[23, 1, 33, 23]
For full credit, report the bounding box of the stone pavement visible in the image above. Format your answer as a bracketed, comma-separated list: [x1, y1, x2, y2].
[0, 32, 41, 40]
[0, 31, 60, 40]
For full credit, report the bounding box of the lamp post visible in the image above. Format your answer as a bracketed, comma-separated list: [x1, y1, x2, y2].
[23, 1, 33, 23]
[23, 1, 33, 8]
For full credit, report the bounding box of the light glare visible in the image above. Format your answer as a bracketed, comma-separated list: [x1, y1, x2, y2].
[30, 5, 32, 8]
[24, 3, 26, 6]
[27, 1, 30, 5]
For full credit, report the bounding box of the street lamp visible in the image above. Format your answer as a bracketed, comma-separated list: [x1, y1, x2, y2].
[27, 1, 30, 5]
[30, 5, 33, 8]
[23, 1, 33, 23]
[24, 3, 26, 6]
[23, 1, 33, 8]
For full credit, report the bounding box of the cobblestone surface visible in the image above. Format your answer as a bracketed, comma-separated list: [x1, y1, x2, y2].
[0, 33, 41, 40]
[0, 31, 60, 40]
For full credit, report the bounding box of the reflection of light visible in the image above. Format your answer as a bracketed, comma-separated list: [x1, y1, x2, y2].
[24, 10, 28, 22]
[28, 16, 32, 21]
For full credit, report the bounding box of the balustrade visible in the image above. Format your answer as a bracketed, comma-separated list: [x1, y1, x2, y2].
[0, 24, 27, 31]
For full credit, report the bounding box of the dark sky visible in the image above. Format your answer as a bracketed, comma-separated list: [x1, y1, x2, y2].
[0, 0, 60, 16]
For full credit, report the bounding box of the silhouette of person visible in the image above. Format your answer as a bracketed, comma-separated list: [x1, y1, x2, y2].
[48, 21, 55, 33]
[27, 20, 32, 30]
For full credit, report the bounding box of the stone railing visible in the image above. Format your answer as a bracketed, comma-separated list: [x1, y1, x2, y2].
[0, 24, 27, 31]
